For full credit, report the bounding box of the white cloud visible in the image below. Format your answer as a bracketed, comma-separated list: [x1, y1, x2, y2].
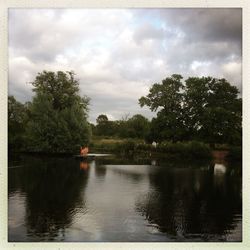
[9, 8, 242, 123]
[222, 61, 242, 88]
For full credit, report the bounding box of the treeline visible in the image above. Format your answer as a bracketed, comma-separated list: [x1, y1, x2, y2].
[92, 74, 242, 147]
[8, 71, 242, 155]
[91, 114, 150, 139]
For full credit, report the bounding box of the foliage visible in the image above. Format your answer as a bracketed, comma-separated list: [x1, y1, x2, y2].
[184, 77, 242, 144]
[93, 113, 150, 139]
[91, 137, 211, 159]
[95, 114, 116, 136]
[126, 114, 150, 139]
[140, 75, 242, 145]
[156, 141, 211, 159]
[96, 114, 108, 124]
[8, 96, 28, 151]
[9, 71, 242, 155]
[139, 74, 184, 112]
[91, 138, 142, 154]
[25, 71, 91, 153]
[139, 74, 186, 142]
[31, 70, 88, 110]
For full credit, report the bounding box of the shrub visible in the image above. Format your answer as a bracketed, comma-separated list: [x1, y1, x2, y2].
[91, 139, 212, 159]
[155, 141, 211, 159]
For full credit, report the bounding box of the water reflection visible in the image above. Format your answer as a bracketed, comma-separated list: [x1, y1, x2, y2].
[151, 160, 157, 166]
[214, 163, 227, 175]
[80, 160, 89, 171]
[9, 156, 90, 241]
[8, 155, 242, 242]
[135, 164, 242, 241]
[213, 163, 227, 190]
[94, 162, 107, 178]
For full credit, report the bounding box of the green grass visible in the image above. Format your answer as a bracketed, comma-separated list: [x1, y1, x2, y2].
[90, 138, 212, 159]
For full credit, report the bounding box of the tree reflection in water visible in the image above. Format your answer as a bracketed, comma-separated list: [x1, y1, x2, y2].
[8, 155, 90, 241]
[8, 155, 242, 242]
[135, 163, 242, 241]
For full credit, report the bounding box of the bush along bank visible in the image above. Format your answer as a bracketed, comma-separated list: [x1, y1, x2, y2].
[90, 140, 212, 160]
[155, 141, 212, 159]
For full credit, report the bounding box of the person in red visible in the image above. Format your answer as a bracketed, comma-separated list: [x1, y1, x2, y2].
[80, 146, 89, 156]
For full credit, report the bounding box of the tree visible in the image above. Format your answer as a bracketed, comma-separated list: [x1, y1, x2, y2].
[95, 114, 112, 136]
[183, 77, 212, 139]
[139, 74, 184, 113]
[203, 79, 241, 144]
[31, 70, 84, 110]
[126, 114, 150, 139]
[184, 77, 242, 144]
[139, 74, 186, 142]
[139, 74, 242, 145]
[8, 96, 28, 151]
[96, 114, 108, 124]
[25, 71, 91, 153]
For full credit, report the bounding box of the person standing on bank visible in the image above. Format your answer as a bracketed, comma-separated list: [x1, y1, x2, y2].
[80, 146, 89, 156]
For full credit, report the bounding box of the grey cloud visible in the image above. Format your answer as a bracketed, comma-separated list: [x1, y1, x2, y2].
[135, 9, 242, 75]
[158, 8, 242, 45]
[8, 8, 242, 123]
[8, 80, 33, 103]
[9, 9, 131, 63]
[133, 23, 165, 44]
[116, 9, 242, 86]
[9, 9, 82, 63]
[164, 40, 241, 70]
[9, 10, 64, 48]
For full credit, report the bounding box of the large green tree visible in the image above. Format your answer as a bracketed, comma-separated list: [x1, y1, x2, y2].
[139, 74, 242, 145]
[139, 74, 186, 142]
[25, 71, 91, 153]
[184, 77, 242, 144]
[201, 78, 240, 144]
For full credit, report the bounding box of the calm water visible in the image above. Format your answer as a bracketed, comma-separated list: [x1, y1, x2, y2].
[8, 154, 242, 242]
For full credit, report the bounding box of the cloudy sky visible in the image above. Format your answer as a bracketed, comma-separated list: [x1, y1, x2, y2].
[9, 8, 242, 123]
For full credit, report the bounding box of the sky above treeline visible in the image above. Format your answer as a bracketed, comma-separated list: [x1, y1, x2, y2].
[9, 8, 242, 123]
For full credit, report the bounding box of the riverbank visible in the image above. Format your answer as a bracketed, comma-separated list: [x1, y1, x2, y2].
[9, 139, 241, 162]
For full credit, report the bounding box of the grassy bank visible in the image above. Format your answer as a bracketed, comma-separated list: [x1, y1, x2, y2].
[90, 138, 212, 160]
[11, 136, 241, 162]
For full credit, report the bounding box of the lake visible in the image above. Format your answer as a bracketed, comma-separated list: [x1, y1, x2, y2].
[8, 154, 242, 242]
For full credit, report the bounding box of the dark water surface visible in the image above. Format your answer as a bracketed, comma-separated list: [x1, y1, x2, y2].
[8, 154, 242, 242]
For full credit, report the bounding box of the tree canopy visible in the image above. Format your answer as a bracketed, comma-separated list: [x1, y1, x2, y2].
[139, 74, 186, 142]
[139, 74, 242, 145]
[24, 71, 91, 153]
